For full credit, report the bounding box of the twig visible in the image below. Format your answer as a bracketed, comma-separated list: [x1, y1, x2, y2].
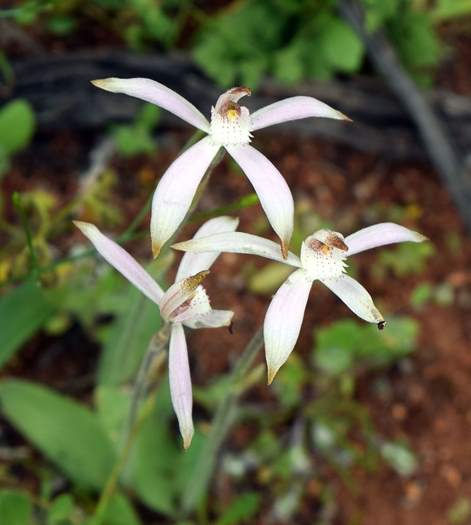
[339, 0, 471, 231]
[181, 326, 264, 516]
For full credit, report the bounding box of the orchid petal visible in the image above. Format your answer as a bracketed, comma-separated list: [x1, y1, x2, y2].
[264, 269, 312, 384]
[150, 137, 220, 257]
[250, 96, 350, 132]
[321, 274, 384, 325]
[226, 144, 294, 257]
[173, 231, 301, 267]
[169, 323, 194, 449]
[184, 309, 234, 329]
[345, 223, 428, 256]
[73, 221, 163, 305]
[176, 216, 239, 282]
[91, 77, 210, 132]
[160, 272, 210, 321]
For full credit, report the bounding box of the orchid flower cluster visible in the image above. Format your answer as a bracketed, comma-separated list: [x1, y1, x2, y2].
[77, 77, 427, 448]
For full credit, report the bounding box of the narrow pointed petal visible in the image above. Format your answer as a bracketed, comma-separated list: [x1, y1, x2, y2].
[176, 216, 239, 281]
[226, 144, 294, 256]
[169, 323, 194, 449]
[184, 309, 234, 329]
[73, 221, 164, 305]
[173, 231, 301, 267]
[264, 269, 312, 384]
[91, 77, 210, 132]
[345, 223, 428, 256]
[160, 272, 209, 321]
[151, 137, 220, 257]
[250, 96, 350, 132]
[321, 274, 384, 325]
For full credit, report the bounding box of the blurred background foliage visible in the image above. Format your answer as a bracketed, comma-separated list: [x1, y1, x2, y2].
[1, 0, 470, 524]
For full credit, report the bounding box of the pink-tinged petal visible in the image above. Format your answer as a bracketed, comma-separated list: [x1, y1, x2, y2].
[91, 77, 210, 132]
[321, 274, 384, 325]
[226, 144, 294, 257]
[345, 223, 428, 256]
[172, 231, 301, 268]
[160, 272, 210, 322]
[150, 137, 220, 257]
[176, 216, 239, 282]
[264, 269, 312, 384]
[250, 96, 350, 132]
[169, 323, 194, 449]
[184, 309, 234, 329]
[73, 221, 163, 305]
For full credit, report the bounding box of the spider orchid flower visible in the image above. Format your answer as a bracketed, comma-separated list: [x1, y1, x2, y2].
[74, 216, 238, 449]
[173, 222, 427, 384]
[91, 77, 349, 259]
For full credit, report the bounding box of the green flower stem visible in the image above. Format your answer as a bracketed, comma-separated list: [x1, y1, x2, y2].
[92, 328, 170, 525]
[181, 326, 264, 516]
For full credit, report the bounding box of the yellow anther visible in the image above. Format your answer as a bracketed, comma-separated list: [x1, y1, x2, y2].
[226, 108, 239, 121]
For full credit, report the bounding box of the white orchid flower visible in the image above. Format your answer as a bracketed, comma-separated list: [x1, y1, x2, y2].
[91, 78, 349, 258]
[74, 216, 238, 449]
[173, 222, 428, 384]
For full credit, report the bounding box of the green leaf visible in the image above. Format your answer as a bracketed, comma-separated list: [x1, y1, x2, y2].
[215, 492, 261, 525]
[0, 380, 116, 489]
[48, 494, 74, 524]
[0, 490, 32, 525]
[0, 99, 36, 156]
[381, 441, 418, 477]
[320, 18, 364, 73]
[0, 280, 55, 369]
[431, 0, 471, 22]
[313, 318, 418, 374]
[103, 492, 142, 525]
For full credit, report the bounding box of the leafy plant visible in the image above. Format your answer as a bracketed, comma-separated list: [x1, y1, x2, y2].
[112, 104, 160, 158]
[0, 100, 36, 175]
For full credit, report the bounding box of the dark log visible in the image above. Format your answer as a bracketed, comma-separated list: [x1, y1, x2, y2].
[339, 0, 471, 232]
[1, 50, 471, 164]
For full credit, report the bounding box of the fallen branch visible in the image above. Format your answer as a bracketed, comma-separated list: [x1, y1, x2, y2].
[2, 51, 471, 162]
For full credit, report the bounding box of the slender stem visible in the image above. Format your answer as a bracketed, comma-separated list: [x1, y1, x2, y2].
[181, 327, 264, 516]
[91, 392, 158, 525]
[121, 324, 170, 450]
[92, 328, 170, 525]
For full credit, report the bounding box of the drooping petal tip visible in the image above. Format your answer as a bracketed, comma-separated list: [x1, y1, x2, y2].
[73, 220, 93, 234]
[338, 111, 353, 122]
[267, 364, 280, 385]
[182, 426, 194, 450]
[281, 239, 289, 260]
[90, 78, 116, 91]
[152, 241, 162, 259]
